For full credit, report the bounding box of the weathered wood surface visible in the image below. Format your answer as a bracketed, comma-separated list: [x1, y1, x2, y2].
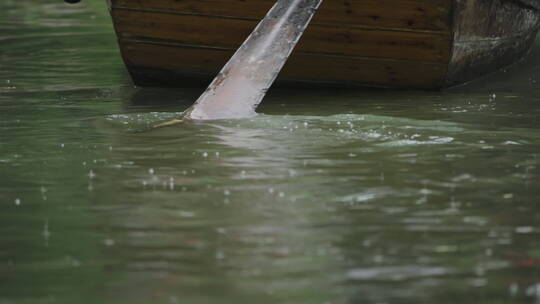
[447, 0, 540, 86]
[112, 0, 452, 31]
[512, 0, 540, 10]
[108, 0, 540, 89]
[120, 40, 447, 88]
[111, 10, 451, 63]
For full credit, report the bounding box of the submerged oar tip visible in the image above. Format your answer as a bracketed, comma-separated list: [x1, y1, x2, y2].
[153, 119, 185, 129]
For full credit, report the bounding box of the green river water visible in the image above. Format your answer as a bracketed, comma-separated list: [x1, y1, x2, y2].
[1, 1, 539, 303]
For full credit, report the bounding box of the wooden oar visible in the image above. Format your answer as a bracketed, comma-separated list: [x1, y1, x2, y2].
[181, 0, 324, 121]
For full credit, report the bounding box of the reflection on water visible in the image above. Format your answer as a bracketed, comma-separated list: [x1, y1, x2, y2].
[1, 1, 540, 304]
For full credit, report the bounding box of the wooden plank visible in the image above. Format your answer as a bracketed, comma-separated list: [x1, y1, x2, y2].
[118, 40, 447, 88]
[111, 9, 451, 63]
[111, 0, 451, 32]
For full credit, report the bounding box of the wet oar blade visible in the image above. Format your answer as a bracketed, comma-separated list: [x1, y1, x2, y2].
[183, 0, 324, 120]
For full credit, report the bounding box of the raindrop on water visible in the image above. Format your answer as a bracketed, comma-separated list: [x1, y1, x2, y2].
[43, 220, 50, 245]
[503, 193, 514, 199]
[509, 283, 519, 296]
[373, 255, 384, 263]
[216, 250, 225, 260]
[515, 226, 533, 234]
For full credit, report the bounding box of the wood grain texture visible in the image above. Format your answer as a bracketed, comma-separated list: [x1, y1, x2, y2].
[111, 0, 452, 32]
[108, 0, 454, 88]
[107, 0, 540, 89]
[119, 40, 448, 88]
[111, 9, 451, 63]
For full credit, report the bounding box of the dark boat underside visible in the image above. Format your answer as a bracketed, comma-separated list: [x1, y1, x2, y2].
[108, 0, 540, 89]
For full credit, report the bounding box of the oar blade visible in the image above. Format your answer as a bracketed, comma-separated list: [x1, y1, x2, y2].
[184, 0, 324, 120]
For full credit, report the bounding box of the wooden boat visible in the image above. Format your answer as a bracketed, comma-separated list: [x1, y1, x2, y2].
[107, 0, 540, 89]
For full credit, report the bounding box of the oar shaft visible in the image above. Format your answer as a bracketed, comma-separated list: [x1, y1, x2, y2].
[184, 0, 324, 120]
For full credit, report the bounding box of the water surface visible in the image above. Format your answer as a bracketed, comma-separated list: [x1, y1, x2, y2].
[1, 1, 540, 304]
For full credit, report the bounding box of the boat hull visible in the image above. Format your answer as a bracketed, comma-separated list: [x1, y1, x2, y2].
[108, 0, 540, 89]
